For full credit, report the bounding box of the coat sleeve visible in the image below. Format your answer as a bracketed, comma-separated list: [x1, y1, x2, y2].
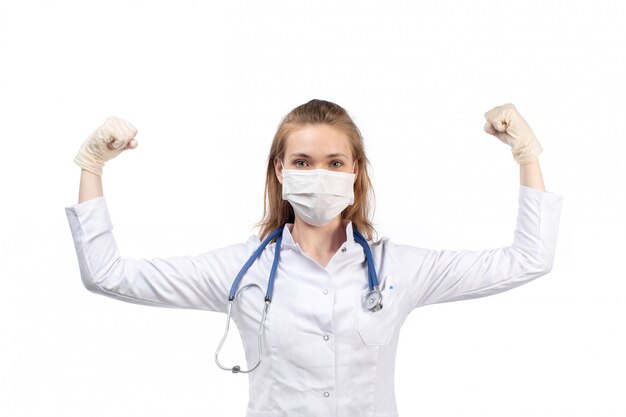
[64, 196, 256, 313]
[389, 185, 564, 310]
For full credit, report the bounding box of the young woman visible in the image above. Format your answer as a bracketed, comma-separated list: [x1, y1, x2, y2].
[66, 99, 563, 417]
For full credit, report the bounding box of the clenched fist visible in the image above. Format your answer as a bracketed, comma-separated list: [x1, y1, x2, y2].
[484, 103, 543, 165]
[74, 116, 138, 176]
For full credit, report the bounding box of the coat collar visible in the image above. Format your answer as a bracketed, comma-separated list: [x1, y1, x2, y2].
[280, 219, 357, 250]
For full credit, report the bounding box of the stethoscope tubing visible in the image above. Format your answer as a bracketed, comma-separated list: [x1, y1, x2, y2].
[228, 225, 285, 301]
[215, 223, 382, 374]
[353, 231, 377, 290]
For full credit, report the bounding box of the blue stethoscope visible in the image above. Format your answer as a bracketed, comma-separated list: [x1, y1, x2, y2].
[214, 223, 383, 374]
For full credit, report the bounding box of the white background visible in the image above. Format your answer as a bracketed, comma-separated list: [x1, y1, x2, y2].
[1, 0, 624, 416]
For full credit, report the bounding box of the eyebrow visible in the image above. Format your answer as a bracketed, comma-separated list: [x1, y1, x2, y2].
[289, 152, 349, 158]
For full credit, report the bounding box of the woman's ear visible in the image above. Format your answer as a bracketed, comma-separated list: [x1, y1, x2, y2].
[274, 156, 283, 185]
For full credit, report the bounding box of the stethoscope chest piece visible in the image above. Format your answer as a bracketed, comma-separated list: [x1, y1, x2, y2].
[362, 288, 383, 312]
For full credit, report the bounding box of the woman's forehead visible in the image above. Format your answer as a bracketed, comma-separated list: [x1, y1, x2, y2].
[285, 124, 352, 157]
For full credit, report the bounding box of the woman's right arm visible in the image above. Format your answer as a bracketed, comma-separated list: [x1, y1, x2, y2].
[79, 169, 103, 203]
[67, 116, 252, 313]
[65, 192, 253, 313]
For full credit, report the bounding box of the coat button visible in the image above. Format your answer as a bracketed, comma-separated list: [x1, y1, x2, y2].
[323, 391, 330, 397]
[341, 247, 347, 253]
[323, 289, 329, 295]
[323, 335, 329, 341]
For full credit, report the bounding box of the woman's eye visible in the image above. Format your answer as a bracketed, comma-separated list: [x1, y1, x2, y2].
[331, 160, 344, 168]
[294, 160, 308, 167]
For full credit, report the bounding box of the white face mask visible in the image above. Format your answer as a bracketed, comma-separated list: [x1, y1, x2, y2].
[280, 159, 356, 227]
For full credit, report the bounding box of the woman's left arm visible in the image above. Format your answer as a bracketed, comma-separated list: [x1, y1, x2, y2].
[520, 159, 546, 192]
[397, 104, 563, 310]
[401, 182, 563, 309]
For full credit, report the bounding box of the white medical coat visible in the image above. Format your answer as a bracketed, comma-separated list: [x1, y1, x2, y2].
[64, 185, 564, 417]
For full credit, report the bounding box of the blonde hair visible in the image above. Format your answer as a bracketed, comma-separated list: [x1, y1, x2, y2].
[255, 99, 377, 242]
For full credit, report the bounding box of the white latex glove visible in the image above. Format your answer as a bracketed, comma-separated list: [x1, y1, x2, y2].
[483, 103, 543, 165]
[74, 116, 138, 175]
